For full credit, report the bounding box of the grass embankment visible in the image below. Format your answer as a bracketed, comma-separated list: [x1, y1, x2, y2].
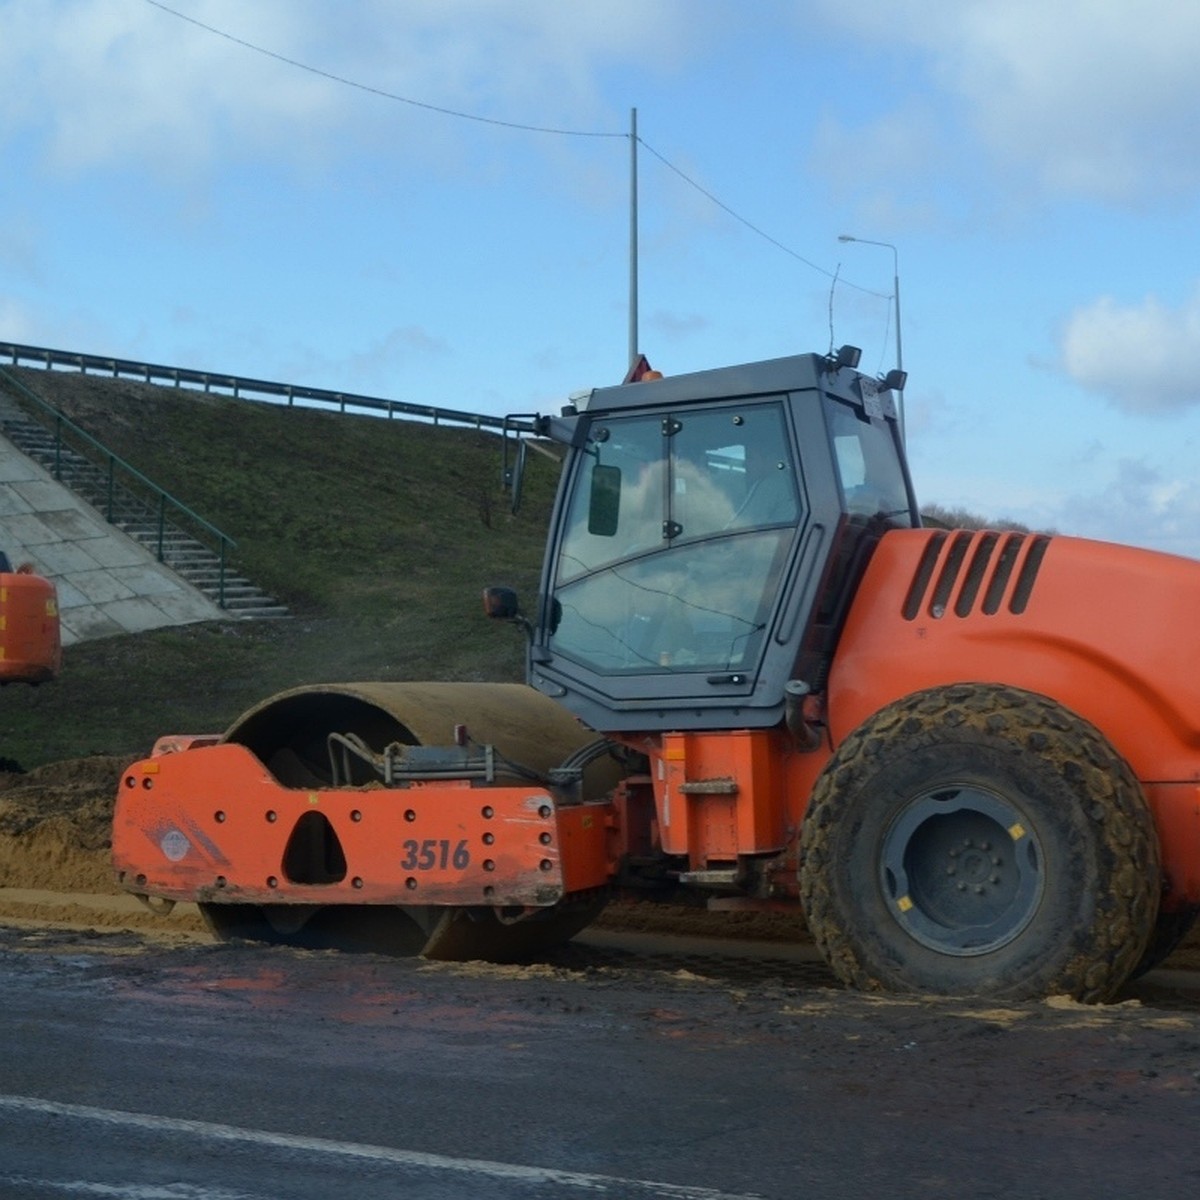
[1, 369, 558, 768]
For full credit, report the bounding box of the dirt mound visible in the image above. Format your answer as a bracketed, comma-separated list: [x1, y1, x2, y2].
[0, 756, 130, 891]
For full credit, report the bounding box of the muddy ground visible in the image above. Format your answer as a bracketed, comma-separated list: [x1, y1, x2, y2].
[4, 761, 1200, 1198]
[3, 755, 1199, 972]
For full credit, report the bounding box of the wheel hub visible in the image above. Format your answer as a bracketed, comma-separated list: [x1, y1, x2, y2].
[880, 785, 1044, 956]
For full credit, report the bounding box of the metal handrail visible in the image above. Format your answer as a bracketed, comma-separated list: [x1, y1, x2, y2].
[0, 340, 506, 432]
[0, 363, 236, 607]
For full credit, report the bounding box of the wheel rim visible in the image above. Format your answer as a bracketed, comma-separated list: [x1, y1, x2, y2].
[879, 785, 1045, 956]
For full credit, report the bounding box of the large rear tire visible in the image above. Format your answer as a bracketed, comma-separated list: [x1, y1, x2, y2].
[799, 684, 1160, 1003]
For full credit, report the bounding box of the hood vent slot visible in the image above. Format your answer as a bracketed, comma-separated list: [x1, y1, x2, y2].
[904, 531, 1050, 621]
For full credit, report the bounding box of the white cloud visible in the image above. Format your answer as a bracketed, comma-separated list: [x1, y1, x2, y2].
[0, 214, 43, 283]
[813, 0, 1200, 207]
[0, 0, 703, 180]
[350, 323, 449, 374]
[1060, 289, 1200, 413]
[811, 103, 947, 209]
[0, 1, 334, 175]
[915, 448, 1200, 559]
[1055, 457, 1200, 559]
[648, 310, 709, 341]
[0, 297, 36, 343]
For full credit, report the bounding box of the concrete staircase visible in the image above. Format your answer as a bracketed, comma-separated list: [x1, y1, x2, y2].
[0, 392, 288, 619]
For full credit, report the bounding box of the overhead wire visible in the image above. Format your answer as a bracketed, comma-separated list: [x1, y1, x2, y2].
[635, 139, 886, 299]
[141, 0, 889, 301]
[141, 0, 623, 139]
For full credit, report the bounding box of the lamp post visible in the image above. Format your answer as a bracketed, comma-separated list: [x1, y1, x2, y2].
[838, 234, 904, 439]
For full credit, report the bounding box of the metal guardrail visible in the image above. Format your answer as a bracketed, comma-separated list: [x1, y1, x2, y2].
[0, 340, 507, 431]
[0, 363, 236, 606]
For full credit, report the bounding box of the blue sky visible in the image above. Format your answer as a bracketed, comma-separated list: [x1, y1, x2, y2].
[4, 1, 1200, 556]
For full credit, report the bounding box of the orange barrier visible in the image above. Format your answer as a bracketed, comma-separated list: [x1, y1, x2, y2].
[0, 567, 61, 684]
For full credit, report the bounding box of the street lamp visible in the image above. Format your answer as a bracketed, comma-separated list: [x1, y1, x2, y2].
[838, 234, 904, 439]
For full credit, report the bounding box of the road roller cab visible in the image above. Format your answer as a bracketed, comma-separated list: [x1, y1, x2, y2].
[113, 348, 1200, 1002]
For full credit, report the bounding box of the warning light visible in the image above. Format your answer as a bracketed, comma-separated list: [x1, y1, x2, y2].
[623, 354, 663, 384]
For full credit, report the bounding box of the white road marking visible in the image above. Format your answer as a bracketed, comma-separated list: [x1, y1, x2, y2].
[0, 1094, 765, 1200]
[0, 1183, 256, 1199]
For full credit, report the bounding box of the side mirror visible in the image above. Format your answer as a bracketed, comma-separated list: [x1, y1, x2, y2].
[483, 586, 521, 621]
[587, 463, 622, 536]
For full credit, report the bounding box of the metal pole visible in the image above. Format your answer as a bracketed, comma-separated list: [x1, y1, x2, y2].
[629, 106, 639, 370]
[892, 258, 904, 441]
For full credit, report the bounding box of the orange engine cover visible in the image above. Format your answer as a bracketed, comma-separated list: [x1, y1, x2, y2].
[828, 527, 1200, 905]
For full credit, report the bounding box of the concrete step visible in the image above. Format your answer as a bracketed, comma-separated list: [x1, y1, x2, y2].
[0, 394, 289, 621]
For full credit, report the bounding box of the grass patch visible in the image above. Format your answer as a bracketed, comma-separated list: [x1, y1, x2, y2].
[1, 369, 558, 768]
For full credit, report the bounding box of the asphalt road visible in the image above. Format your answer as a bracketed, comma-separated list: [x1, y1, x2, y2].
[1, 925, 1199, 1200]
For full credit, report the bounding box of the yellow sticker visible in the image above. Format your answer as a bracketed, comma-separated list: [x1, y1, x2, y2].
[582, 815, 593, 829]
[897, 895, 914, 913]
[308, 792, 320, 806]
[1008, 822, 1026, 840]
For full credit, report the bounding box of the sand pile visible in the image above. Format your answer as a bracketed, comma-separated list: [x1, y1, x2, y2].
[0, 756, 128, 892]
[0, 755, 210, 935]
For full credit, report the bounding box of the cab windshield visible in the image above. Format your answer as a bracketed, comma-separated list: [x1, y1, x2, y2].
[547, 403, 800, 675]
